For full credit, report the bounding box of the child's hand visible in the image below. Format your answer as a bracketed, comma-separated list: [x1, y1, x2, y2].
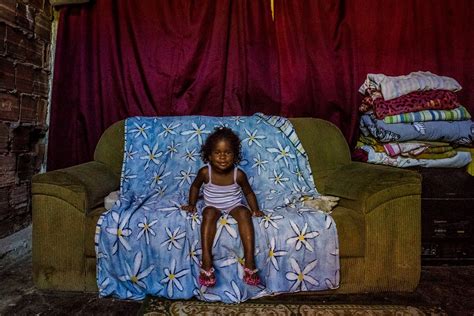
[181, 205, 196, 213]
[252, 209, 264, 217]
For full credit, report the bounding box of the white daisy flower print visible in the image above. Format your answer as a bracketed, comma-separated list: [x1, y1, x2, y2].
[231, 116, 245, 126]
[217, 251, 246, 279]
[175, 167, 196, 187]
[158, 122, 181, 137]
[160, 259, 190, 297]
[192, 278, 221, 302]
[224, 281, 246, 303]
[122, 169, 137, 183]
[166, 140, 181, 158]
[243, 128, 265, 147]
[259, 212, 284, 230]
[187, 212, 201, 230]
[149, 164, 171, 188]
[286, 220, 320, 252]
[266, 140, 296, 167]
[151, 185, 168, 198]
[252, 153, 269, 175]
[183, 147, 199, 162]
[118, 251, 154, 290]
[213, 214, 238, 247]
[180, 123, 210, 145]
[285, 258, 319, 291]
[130, 122, 151, 139]
[136, 216, 158, 245]
[106, 211, 132, 254]
[188, 240, 202, 265]
[291, 167, 305, 182]
[140, 144, 163, 170]
[269, 169, 289, 187]
[161, 226, 186, 251]
[266, 237, 288, 271]
[125, 144, 138, 161]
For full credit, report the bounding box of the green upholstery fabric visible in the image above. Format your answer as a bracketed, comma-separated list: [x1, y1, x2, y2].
[32, 117, 421, 294]
[323, 162, 422, 214]
[94, 120, 125, 177]
[32, 161, 120, 212]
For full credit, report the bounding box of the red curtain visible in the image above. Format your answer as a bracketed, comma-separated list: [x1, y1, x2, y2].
[48, 0, 474, 170]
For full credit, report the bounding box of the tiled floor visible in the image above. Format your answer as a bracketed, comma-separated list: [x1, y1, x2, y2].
[1, 235, 474, 315]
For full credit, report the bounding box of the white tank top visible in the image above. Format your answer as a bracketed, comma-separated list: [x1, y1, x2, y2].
[203, 164, 243, 212]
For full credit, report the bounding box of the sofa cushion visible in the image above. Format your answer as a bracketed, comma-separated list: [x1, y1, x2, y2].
[32, 161, 120, 212]
[330, 206, 365, 257]
[322, 161, 421, 214]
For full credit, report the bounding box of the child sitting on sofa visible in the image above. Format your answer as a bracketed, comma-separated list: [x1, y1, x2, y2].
[181, 127, 264, 287]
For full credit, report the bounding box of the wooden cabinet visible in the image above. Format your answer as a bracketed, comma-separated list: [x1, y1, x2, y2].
[419, 168, 474, 264]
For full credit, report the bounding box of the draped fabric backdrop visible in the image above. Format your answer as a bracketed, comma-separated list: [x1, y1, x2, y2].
[48, 0, 474, 170]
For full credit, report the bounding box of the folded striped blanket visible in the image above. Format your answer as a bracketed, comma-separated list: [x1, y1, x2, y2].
[383, 106, 471, 124]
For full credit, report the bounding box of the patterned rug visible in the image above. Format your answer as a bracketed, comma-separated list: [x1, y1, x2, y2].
[141, 297, 446, 316]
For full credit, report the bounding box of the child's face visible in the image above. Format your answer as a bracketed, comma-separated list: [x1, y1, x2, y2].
[209, 139, 235, 172]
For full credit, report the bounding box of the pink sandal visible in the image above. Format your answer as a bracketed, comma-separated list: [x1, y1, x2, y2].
[199, 267, 216, 287]
[243, 267, 260, 286]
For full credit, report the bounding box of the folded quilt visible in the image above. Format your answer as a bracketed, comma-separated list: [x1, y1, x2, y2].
[360, 114, 474, 145]
[95, 114, 340, 303]
[359, 71, 462, 101]
[360, 90, 459, 119]
[383, 106, 470, 124]
[359, 145, 472, 168]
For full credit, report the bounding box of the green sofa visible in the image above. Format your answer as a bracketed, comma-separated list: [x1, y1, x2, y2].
[32, 118, 421, 293]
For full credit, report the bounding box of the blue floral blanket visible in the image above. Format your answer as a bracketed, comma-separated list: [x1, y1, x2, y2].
[95, 113, 340, 303]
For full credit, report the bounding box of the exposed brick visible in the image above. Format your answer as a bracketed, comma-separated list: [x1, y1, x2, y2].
[11, 126, 30, 153]
[0, 154, 16, 185]
[0, 0, 16, 25]
[0, 186, 11, 219]
[10, 182, 29, 207]
[34, 69, 50, 97]
[0, 123, 10, 153]
[17, 153, 35, 181]
[0, 59, 16, 90]
[37, 98, 48, 124]
[6, 26, 42, 65]
[43, 0, 52, 18]
[34, 13, 51, 41]
[0, 210, 31, 239]
[20, 94, 37, 123]
[34, 143, 45, 170]
[43, 42, 51, 70]
[23, 0, 44, 11]
[15, 2, 36, 32]
[0, 23, 6, 55]
[15, 63, 35, 94]
[0, 93, 20, 121]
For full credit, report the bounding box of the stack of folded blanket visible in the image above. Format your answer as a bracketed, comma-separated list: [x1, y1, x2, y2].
[354, 71, 474, 169]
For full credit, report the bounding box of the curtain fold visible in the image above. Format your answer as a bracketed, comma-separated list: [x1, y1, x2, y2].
[48, 0, 474, 170]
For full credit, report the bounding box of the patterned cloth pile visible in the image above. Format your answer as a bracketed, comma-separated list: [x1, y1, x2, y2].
[95, 113, 340, 303]
[355, 71, 473, 168]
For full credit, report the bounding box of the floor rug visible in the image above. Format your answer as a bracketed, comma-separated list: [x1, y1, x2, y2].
[141, 297, 446, 316]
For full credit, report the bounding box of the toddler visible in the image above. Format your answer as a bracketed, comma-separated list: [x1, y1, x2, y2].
[181, 127, 264, 287]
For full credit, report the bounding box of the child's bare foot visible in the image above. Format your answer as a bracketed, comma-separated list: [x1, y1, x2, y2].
[199, 266, 216, 287]
[243, 266, 260, 286]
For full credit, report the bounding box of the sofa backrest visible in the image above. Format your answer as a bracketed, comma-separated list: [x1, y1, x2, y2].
[93, 117, 352, 184]
[94, 120, 125, 177]
[290, 118, 351, 186]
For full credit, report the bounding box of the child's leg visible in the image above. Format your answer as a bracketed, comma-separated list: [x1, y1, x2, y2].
[201, 207, 221, 271]
[229, 206, 256, 270]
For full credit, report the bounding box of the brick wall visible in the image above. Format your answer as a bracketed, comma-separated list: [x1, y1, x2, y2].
[0, 0, 53, 238]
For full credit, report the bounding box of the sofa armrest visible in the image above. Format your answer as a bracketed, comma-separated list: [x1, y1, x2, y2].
[32, 161, 120, 213]
[319, 161, 421, 214]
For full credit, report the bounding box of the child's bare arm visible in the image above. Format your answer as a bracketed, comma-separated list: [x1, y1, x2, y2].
[237, 170, 264, 217]
[181, 167, 206, 212]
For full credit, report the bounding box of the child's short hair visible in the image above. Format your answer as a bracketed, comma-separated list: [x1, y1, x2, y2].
[201, 127, 242, 164]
